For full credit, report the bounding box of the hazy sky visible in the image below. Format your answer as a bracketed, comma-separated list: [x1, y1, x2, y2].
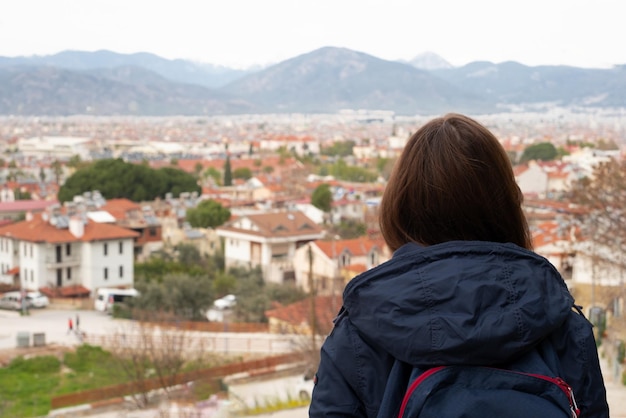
[1, 0, 623, 69]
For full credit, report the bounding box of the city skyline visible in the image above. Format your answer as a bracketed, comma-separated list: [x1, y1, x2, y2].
[1, 0, 624, 70]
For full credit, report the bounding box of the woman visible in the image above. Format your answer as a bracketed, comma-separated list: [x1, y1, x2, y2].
[309, 114, 608, 417]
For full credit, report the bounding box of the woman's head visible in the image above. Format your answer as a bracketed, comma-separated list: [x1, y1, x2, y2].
[379, 113, 532, 252]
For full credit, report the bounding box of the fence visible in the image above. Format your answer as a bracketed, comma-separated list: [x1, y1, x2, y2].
[146, 320, 269, 333]
[83, 329, 295, 356]
[50, 352, 304, 410]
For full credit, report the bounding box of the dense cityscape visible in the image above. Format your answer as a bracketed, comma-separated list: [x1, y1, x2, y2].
[1, 107, 626, 416]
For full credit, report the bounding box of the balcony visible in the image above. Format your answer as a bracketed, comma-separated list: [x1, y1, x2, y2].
[44, 254, 81, 268]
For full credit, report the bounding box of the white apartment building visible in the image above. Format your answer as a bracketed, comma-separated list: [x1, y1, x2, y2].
[216, 211, 325, 284]
[0, 206, 138, 295]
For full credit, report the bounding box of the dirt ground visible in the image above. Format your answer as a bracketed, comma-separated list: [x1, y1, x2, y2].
[0, 343, 74, 367]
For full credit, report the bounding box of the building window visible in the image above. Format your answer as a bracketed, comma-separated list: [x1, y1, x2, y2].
[67, 268, 71, 280]
[149, 227, 157, 236]
[104, 243, 108, 256]
[119, 265, 123, 278]
[104, 267, 108, 280]
[31, 270, 34, 282]
[30, 244, 33, 257]
[66, 243, 71, 256]
[119, 241, 123, 254]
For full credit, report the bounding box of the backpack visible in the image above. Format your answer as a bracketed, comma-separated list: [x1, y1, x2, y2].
[396, 365, 580, 418]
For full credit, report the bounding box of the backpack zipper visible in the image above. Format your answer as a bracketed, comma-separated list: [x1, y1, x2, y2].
[523, 373, 580, 418]
[398, 366, 446, 417]
[397, 366, 580, 418]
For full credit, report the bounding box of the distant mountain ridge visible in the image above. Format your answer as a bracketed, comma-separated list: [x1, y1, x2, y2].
[0, 49, 250, 88]
[1, 48, 625, 116]
[406, 52, 454, 70]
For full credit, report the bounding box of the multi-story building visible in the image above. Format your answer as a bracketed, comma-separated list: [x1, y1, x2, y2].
[0, 205, 138, 296]
[293, 237, 389, 295]
[216, 211, 325, 284]
[99, 198, 163, 260]
[17, 136, 94, 161]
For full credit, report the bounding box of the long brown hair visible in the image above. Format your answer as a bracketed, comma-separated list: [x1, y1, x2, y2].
[379, 113, 532, 252]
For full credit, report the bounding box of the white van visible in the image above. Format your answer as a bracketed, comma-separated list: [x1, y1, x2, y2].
[94, 288, 139, 313]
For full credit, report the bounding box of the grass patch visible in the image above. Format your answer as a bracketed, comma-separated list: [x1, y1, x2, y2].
[0, 344, 211, 417]
[243, 394, 309, 415]
[0, 344, 242, 417]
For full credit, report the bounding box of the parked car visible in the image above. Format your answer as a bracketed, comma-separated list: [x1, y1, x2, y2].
[206, 294, 237, 322]
[26, 292, 50, 308]
[213, 294, 236, 310]
[0, 291, 22, 310]
[295, 374, 315, 401]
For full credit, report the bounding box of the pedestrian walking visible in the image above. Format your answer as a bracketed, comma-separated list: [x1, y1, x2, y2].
[67, 317, 73, 334]
[75, 314, 80, 330]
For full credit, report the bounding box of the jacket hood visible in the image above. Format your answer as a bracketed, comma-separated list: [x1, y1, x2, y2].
[342, 241, 574, 367]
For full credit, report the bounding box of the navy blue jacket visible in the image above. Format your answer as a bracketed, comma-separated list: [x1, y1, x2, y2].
[309, 241, 609, 417]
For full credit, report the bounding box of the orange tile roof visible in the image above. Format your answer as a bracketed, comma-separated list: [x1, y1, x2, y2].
[0, 214, 139, 243]
[265, 295, 341, 334]
[40, 284, 90, 297]
[218, 211, 323, 238]
[100, 198, 142, 220]
[513, 165, 529, 176]
[315, 237, 385, 258]
[344, 263, 367, 274]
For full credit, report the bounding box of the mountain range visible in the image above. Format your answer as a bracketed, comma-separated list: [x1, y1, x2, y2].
[1, 48, 625, 116]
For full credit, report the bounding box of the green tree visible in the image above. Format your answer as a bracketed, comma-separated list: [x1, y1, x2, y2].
[230, 266, 304, 323]
[186, 199, 231, 229]
[133, 273, 214, 321]
[320, 159, 378, 183]
[567, 159, 626, 312]
[14, 188, 31, 200]
[519, 142, 558, 163]
[202, 167, 220, 183]
[321, 141, 355, 157]
[67, 154, 84, 170]
[193, 162, 204, 179]
[311, 183, 333, 213]
[157, 166, 200, 198]
[376, 157, 395, 181]
[51, 160, 63, 184]
[223, 156, 233, 186]
[332, 220, 368, 239]
[58, 159, 200, 202]
[233, 167, 253, 180]
[176, 243, 204, 267]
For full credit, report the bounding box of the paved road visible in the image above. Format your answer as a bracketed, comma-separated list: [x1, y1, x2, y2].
[0, 308, 119, 350]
